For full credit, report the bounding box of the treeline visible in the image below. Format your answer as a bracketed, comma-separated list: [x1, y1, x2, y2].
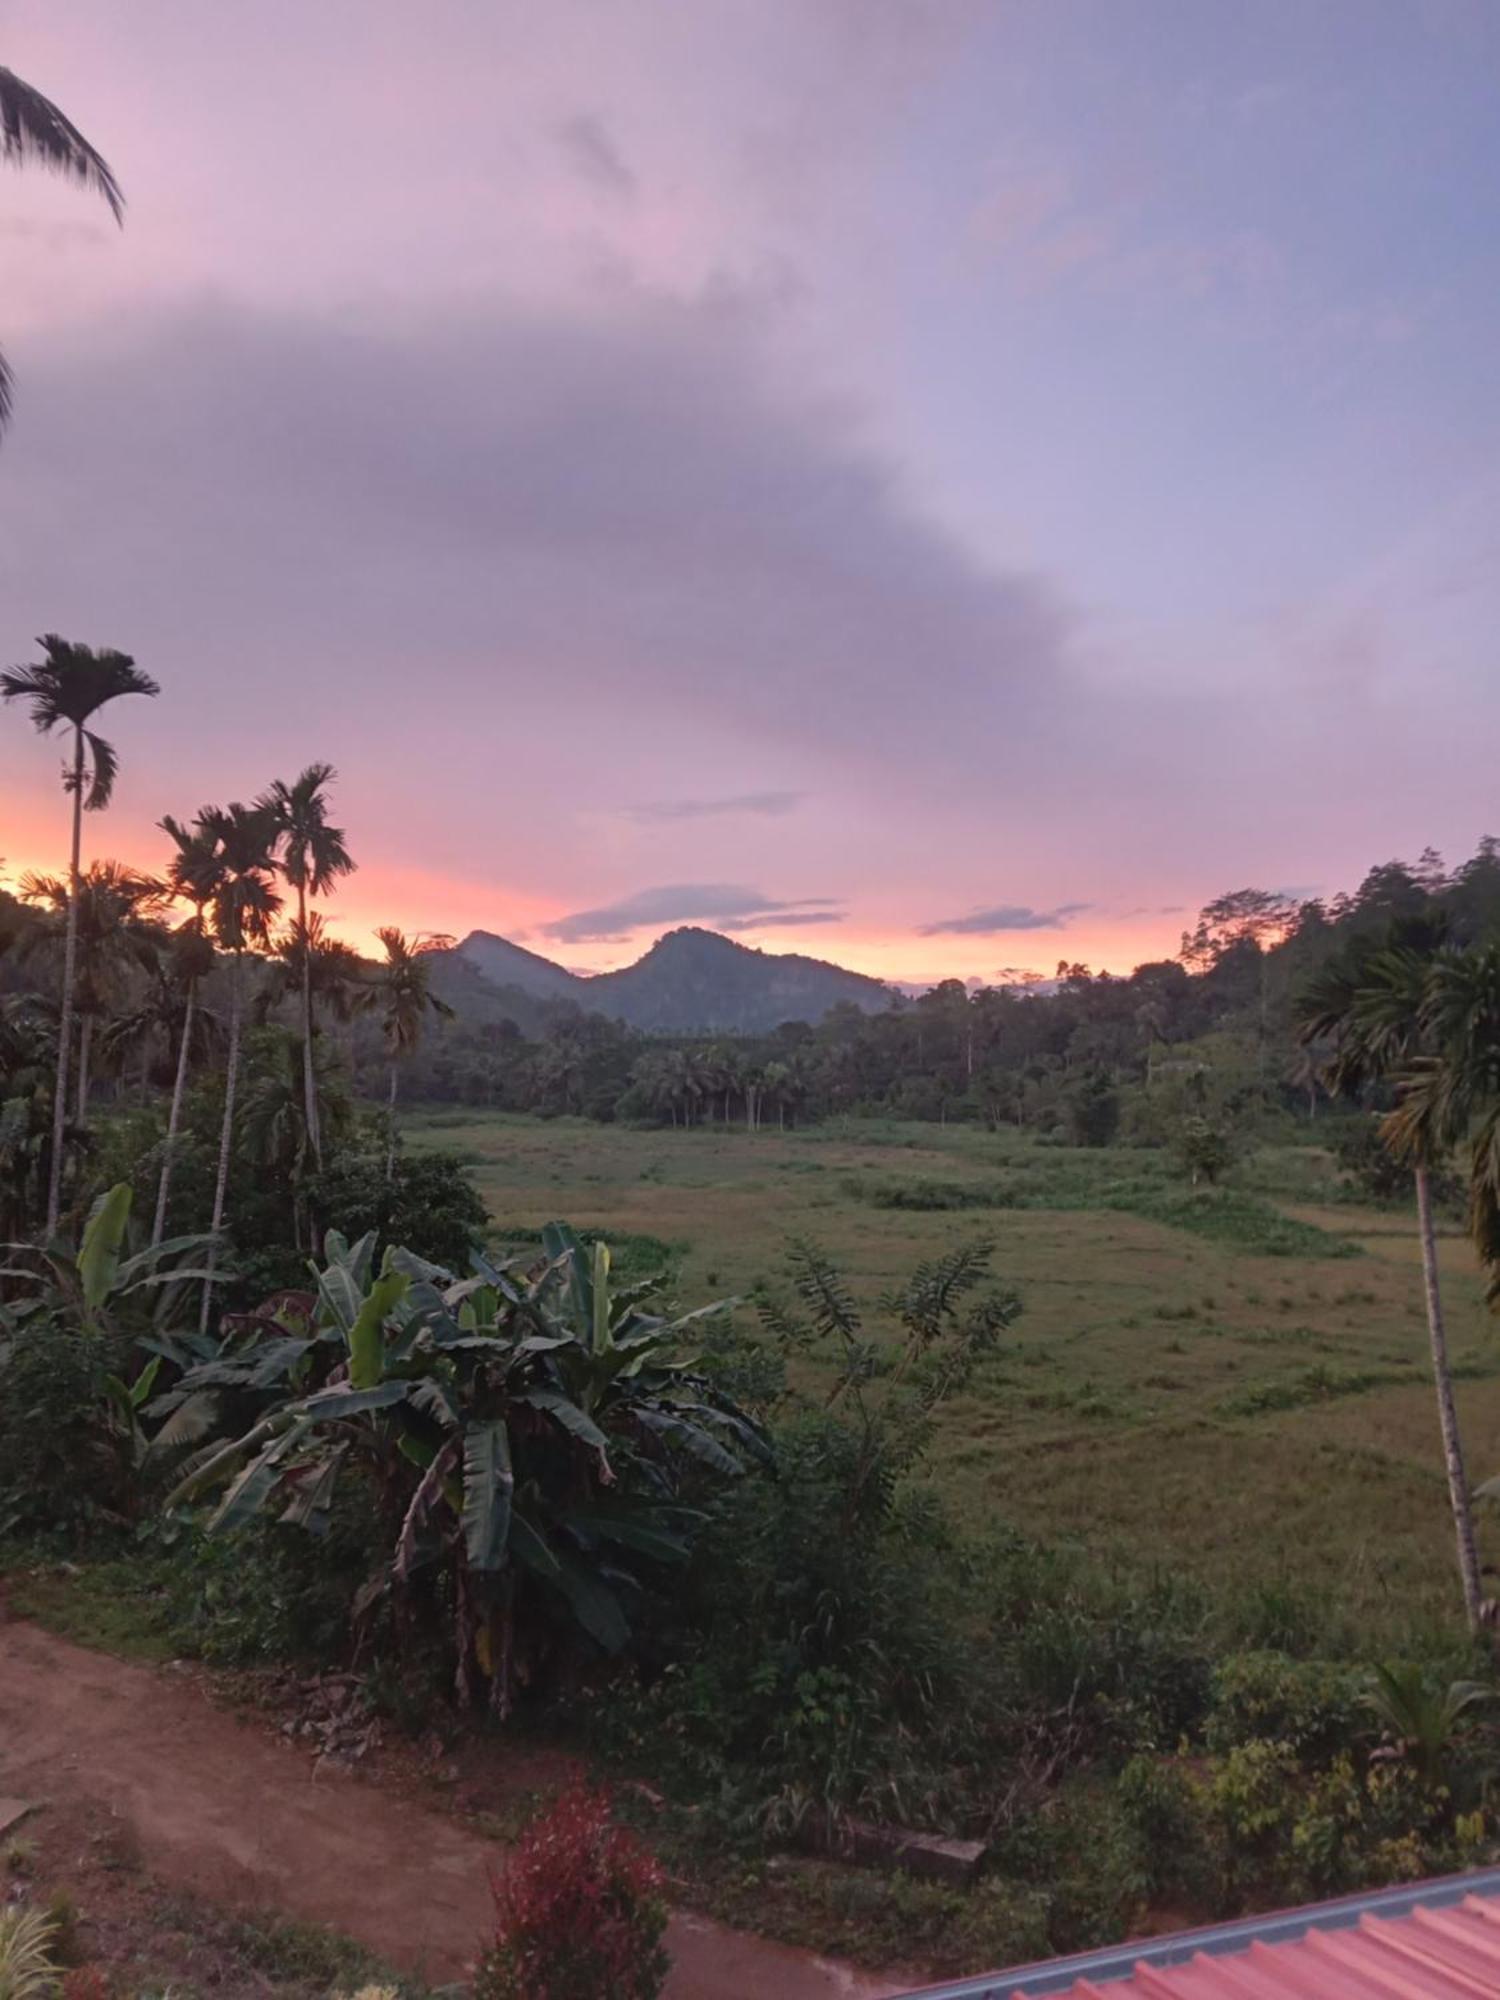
[380, 842, 1500, 1140]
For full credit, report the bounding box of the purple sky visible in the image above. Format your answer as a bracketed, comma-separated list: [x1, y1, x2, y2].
[4, 1, 1499, 981]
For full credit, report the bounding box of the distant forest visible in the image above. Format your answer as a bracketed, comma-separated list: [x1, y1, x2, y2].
[7, 838, 1499, 1158]
[357, 841, 1500, 1143]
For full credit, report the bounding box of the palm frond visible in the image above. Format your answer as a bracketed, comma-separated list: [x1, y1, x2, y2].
[0, 64, 124, 220]
[82, 727, 118, 810]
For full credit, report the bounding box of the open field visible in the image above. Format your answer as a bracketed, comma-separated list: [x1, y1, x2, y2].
[405, 1109, 1500, 1647]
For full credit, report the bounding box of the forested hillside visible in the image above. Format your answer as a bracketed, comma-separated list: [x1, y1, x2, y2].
[367, 844, 1500, 1143]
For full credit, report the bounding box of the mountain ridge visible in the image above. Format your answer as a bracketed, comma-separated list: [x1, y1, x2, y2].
[451, 924, 893, 1033]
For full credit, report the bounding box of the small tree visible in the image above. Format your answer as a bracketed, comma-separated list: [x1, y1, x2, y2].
[1172, 1113, 1235, 1187]
[475, 1784, 669, 2000]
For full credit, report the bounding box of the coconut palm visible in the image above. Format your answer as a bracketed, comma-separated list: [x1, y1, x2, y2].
[1299, 916, 1484, 1629]
[1, 65, 124, 437]
[198, 804, 282, 1331]
[19, 860, 166, 1119]
[374, 928, 453, 1177]
[256, 766, 355, 1167]
[151, 812, 227, 1246]
[1, 637, 160, 1230]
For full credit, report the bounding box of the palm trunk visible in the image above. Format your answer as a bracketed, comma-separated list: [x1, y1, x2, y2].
[44, 731, 86, 1232]
[152, 978, 197, 1248]
[1415, 1163, 1484, 1630]
[386, 1058, 399, 1180]
[298, 881, 321, 1165]
[75, 1015, 93, 1122]
[200, 951, 245, 1335]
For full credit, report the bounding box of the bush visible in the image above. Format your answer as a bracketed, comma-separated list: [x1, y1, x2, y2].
[474, 1784, 669, 2000]
[307, 1145, 489, 1272]
[1172, 1115, 1235, 1187]
[163, 1501, 387, 1667]
[0, 1316, 125, 1539]
[1207, 1651, 1365, 1765]
[1116, 1755, 1210, 1902]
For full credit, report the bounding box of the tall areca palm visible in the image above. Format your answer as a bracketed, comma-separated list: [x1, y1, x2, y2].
[152, 812, 226, 1246]
[1299, 918, 1485, 1630]
[374, 928, 453, 1177]
[256, 766, 355, 1167]
[1, 637, 159, 1230]
[1, 65, 124, 437]
[199, 804, 282, 1331]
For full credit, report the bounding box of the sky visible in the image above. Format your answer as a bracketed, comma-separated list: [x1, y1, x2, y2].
[3, 0, 1499, 986]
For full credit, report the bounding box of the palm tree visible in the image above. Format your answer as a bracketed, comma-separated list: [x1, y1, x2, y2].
[151, 812, 226, 1246]
[256, 766, 355, 1168]
[19, 860, 166, 1119]
[1299, 917, 1485, 1630]
[1384, 940, 1500, 1299]
[258, 912, 370, 1039]
[1, 637, 160, 1230]
[198, 803, 282, 1331]
[2, 66, 124, 437]
[374, 928, 453, 1177]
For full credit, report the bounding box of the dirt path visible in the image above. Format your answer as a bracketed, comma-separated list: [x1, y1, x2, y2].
[0, 1616, 898, 1999]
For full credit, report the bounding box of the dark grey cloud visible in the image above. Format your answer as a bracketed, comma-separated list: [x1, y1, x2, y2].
[624, 791, 804, 823]
[919, 901, 1089, 936]
[556, 112, 637, 198]
[542, 883, 841, 942]
[0, 294, 1074, 790]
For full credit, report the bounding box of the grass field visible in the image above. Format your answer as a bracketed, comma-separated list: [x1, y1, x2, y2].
[405, 1108, 1500, 1647]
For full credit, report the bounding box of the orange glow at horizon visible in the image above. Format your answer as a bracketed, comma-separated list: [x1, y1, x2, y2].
[0, 828, 1187, 984]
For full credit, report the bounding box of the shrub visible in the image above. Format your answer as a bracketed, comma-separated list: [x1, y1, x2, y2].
[1116, 1755, 1210, 1902]
[0, 1315, 118, 1538]
[163, 1504, 387, 1667]
[1172, 1115, 1235, 1187]
[307, 1145, 489, 1273]
[474, 1784, 669, 2000]
[1207, 1651, 1365, 1765]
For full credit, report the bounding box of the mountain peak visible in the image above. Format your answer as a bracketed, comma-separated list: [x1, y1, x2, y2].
[453, 925, 890, 1033]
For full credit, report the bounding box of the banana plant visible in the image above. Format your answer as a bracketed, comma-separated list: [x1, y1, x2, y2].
[165, 1222, 769, 1712]
[0, 1183, 215, 1527]
[0, 1180, 218, 1339]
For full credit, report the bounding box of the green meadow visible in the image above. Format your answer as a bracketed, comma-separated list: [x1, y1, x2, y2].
[405, 1107, 1500, 1646]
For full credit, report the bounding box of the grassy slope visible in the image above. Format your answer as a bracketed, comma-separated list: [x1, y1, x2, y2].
[404, 1109, 1500, 1646]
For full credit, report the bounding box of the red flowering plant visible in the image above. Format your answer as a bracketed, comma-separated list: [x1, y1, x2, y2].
[474, 1782, 670, 2000]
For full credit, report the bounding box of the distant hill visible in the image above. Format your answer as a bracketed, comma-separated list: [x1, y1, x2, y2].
[452, 925, 893, 1033]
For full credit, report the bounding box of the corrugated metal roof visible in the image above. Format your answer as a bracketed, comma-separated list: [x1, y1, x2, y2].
[896, 1870, 1500, 2000]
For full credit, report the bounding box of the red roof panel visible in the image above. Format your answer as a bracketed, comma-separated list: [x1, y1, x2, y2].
[1021, 1894, 1500, 2000]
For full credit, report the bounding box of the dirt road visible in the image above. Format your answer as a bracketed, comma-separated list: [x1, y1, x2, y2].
[0, 1615, 898, 1999]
